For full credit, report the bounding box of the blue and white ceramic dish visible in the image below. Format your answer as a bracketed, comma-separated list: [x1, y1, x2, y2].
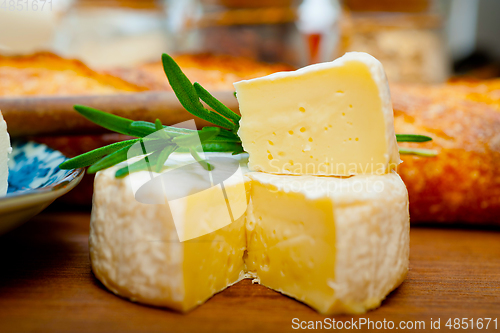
[0, 141, 84, 235]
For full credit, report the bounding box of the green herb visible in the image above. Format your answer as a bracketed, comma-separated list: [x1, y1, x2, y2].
[398, 147, 438, 157]
[194, 82, 241, 126]
[396, 134, 432, 142]
[58, 139, 140, 169]
[59, 53, 435, 176]
[172, 127, 220, 147]
[115, 149, 164, 178]
[190, 148, 213, 171]
[161, 53, 236, 130]
[155, 144, 176, 173]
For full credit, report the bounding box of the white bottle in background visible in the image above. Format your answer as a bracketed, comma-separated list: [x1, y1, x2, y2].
[297, 0, 340, 64]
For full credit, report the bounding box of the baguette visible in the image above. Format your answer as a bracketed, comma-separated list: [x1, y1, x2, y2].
[392, 80, 500, 224]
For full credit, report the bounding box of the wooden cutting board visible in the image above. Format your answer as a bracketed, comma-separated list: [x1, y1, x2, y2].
[0, 211, 499, 332]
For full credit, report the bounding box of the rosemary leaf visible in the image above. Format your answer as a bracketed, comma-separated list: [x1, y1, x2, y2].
[194, 82, 241, 124]
[87, 145, 135, 174]
[114, 149, 163, 178]
[155, 119, 171, 140]
[197, 142, 243, 152]
[87, 139, 169, 174]
[212, 127, 240, 141]
[155, 145, 177, 173]
[399, 147, 438, 157]
[161, 53, 235, 130]
[202, 136, 241, 143]
[59, 139, 140, 169]
[129, 121, 158, 137]
[75, 105, 145, 137]
[130, 120, 196, 137]
[232, 144, 246, 155]
[189, 147, 212, 171]
[206, 142, 244, 153]
[154, 119, 163, 131]
[396, 134, 432, 143]
[163, 126, 196, 136]
[173, 127, 220, 147]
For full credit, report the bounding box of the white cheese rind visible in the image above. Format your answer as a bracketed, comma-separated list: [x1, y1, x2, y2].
[235, 52, 401, 176]
[0, 110, 11, 196]
[90, 154, 249, 312]
[245, 171, 409, 314]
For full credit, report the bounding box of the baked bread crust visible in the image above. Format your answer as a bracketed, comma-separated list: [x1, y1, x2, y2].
[0, 52, 147, 96]
[107, 53, 294, 92]
[392, 80, 500, 224]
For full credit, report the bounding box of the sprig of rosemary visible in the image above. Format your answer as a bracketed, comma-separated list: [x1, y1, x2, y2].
[59, 53, 436, 176]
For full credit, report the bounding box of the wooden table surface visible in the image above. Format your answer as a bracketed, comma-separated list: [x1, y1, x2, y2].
[1, 211, 499, 333]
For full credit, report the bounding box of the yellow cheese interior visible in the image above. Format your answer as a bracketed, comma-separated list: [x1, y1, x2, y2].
[182, 214, 246, 312]
[237, 60, 390, 176]
[246, 181, 337, 313]
[178, 178, 251, 311]
[171, 184, 235, 242]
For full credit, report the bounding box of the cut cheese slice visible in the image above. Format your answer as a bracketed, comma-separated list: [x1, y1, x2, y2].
[0, 110, 11, 196]
[235, 52, 400, 176]
[245, 171, 409, 314]
[90, 153, 250, 312]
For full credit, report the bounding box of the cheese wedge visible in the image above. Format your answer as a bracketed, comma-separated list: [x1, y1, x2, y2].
[90, 154, 250, 312]
[245, 171, 409, 314]
[235, 52, 400, 176]
[0, 110, 11, 196]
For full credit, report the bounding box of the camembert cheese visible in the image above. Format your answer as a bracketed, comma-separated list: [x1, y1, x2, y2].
[235, 52, 400, 176]
[245, 171, 409, 314]
[90, 154, 409, 314]
[0, 110, 11, 196]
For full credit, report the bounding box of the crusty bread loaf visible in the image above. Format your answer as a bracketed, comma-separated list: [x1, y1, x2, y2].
[0, 52, 147, 96]
[0, 52, 293, 96]
[392, 80, 500, 224]
[106, 53, 294, 92]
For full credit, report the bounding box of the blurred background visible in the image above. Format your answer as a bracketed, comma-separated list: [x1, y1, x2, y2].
[0, 0, 499, 84]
